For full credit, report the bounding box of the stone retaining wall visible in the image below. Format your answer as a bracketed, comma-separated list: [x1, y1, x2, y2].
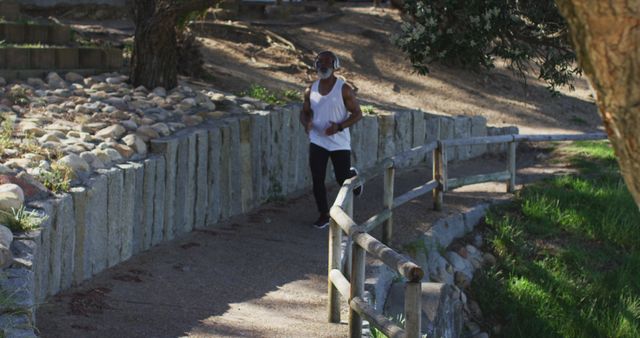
[0, 23, 71, 44]
[1, 106, 517, 336]
[0, 48, 122, 70]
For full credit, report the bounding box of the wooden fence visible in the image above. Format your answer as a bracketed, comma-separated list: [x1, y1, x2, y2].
[327, 132, 608, 338]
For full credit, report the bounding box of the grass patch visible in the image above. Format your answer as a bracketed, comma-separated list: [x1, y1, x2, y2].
[18, 134, 64, 162]
[473, 140, 640, 337]
[5, 86, 30, 106]
[0, 118, 14, 155]
[39, 163, 73, 193]
[0, 206, 46, 233]
[361, 104, 377, 115]
[240, 84, 301, 105]
[369, 313, 429, 338]
[0, 43, 49, 48]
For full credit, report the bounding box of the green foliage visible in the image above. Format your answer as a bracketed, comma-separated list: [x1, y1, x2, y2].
[39, 163, 73, 193]
[473, 141, 640, 337]
[241, 84, 301, 106]
[0, 118, 13, 139]
[0, 206, 46, 233]
[370, 313, 429, 338]
[370, 326, 388, 338]
[122, 40, 134, 57]
[246, 85, 279, 104]
[177, 8, 209, 30]
[6, 87, 29, 106]
[282, 89, 302, 102]
[0, 287, 18, 314]
[0, 42, 51, 48]
[267, 174, 285, 203]
[370, 313, 405, 338]
[361, 105, 377, 115]
[395, 0, 580, 92]
[0, 118, 14, 155]
[402, 239, 428, 257]
[391, 272, 405, 283]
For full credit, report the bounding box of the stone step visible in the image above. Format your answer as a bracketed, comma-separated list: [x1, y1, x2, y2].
[0, 22, 72, 45]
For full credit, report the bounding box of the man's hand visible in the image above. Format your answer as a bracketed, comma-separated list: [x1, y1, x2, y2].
[325, 122, 340, 136]
[305, 120, 313, 134]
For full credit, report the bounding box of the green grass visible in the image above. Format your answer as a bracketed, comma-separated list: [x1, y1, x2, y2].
[39, 163, 73, 193]
[361, 104, 377, 115]
[0, 42, 52, 48]
[240, 84, 301, 106]
[0, 118, 15, 155]
[6, 86, 30, 106]
[472, 140, 640, 338]
[369, 313, 429, 338]
[0, 206, 46, 233]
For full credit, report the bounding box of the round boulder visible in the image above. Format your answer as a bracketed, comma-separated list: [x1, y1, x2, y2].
[58, 154, 90, 176]
[0, 183, 24, 212]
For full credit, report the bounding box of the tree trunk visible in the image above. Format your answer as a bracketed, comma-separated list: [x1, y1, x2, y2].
[556, 0, 640, 208]
[131, 0, 179, 89]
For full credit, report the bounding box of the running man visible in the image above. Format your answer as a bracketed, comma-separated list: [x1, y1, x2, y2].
[300, 50, 364, 229]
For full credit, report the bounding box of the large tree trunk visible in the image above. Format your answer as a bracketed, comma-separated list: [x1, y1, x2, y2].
[131, 0, 179, 89]
[556, 0, 640, 208]
[130, 0, 212, 89]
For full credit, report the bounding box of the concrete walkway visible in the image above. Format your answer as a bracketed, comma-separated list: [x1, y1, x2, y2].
[36, 186, 349, 338]
[36, 146, 567, 338]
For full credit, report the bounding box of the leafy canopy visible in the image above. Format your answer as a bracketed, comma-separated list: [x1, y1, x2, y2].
[394, 0, 580, 91]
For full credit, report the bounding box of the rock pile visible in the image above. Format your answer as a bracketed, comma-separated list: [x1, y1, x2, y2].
[406, 203, 499, 338]
[0, 72, 273, 194]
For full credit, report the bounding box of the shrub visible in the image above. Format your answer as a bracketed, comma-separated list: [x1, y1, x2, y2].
[395, 0, 579, 92]
[241, 85, 301, 105]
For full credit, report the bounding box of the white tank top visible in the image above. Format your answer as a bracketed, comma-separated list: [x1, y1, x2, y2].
[309, 78, 351, 151]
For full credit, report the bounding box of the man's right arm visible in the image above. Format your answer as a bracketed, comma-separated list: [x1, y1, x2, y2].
[300, 86, 313, 133]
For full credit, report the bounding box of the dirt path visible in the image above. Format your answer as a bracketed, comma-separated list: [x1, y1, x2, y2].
[194, 4, 603, 135]
[36, 145, 570, 338]
[59, 4, 602, 135]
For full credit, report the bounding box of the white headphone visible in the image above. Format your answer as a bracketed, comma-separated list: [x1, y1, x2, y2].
[315, 51, 340, 70]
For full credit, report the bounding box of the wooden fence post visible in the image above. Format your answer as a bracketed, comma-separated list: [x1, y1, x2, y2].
[342, 193, 354, 280]
[382, 166, 395, 245]
[507, 141, 516, 192]
[433, 141, 447, 210]
[328, 217, 342, 323]
[404, 281, 422, 337]
[349, 240, 366, 338]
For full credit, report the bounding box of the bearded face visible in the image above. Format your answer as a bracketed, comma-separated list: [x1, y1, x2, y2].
[317, 66, 333, 80]
[315, 52, 336, 80]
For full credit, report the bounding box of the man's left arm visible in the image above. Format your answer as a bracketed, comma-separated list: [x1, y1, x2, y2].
[325, 84, 363, 135]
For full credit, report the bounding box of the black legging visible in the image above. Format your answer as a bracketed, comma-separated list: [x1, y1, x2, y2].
[309, 143, 354, 214]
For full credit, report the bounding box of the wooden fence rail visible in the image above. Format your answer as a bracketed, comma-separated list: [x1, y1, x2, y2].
[327, 132, 608, 338]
